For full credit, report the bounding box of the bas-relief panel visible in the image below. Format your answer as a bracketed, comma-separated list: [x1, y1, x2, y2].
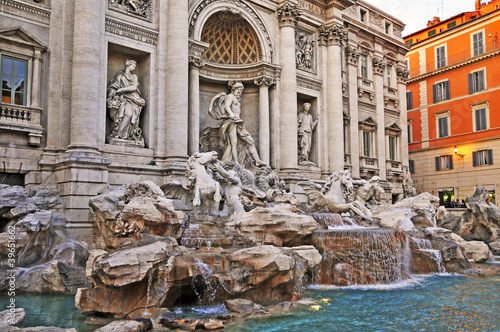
[108, 0, 152, 22]
[295, 29, 317, 74]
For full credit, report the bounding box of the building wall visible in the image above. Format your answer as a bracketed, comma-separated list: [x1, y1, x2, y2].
[405, 1, 500, 206]
[0, 0, 409, 238]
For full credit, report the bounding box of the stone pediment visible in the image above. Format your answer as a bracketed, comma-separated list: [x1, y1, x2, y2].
[359, 116, 377, 127]
[0, 27, 47, 50]
[385, 122, 402, 135]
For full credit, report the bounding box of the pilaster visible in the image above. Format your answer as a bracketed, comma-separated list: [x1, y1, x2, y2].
[277, 2, 301, 172]
[373, 55, 387, 180]
[346, 44, 360, 178]
[254, 76, 275, 164]
[321, 23, 346, 173]
[164, 0, 189, 169]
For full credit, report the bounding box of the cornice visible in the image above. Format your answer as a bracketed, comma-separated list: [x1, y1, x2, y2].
[0, 0, 50, 18]
[199, 62, 282, 82]
[407, 49, 500, 83]
[105, 17, 158, 45]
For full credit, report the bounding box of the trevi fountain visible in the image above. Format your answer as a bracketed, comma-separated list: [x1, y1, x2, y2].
[0, 80, 499, 331]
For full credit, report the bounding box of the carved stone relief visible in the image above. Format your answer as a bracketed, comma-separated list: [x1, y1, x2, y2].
[108, 0, 152, 21]
[295, 30, 316, 73]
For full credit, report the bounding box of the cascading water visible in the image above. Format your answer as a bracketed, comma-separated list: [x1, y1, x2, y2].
[143, 269, 154, 317]
[311, 229, 412, 286]
[411, 237, 446, 273]
[190, 258, 230, 304]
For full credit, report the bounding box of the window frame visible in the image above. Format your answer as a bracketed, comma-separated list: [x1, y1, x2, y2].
[388, 135, 397, 161]
[473, 149, 493, 167]
[435, 155, 453, 171]
[435, 45, 447, 69]
[362, 130, 373, 157]
[471, 30, 485, 57]
[468, 68, 486, 94]
[1, 55, 29, 106]
[406, 91, 413, 110]
[471, 102, 489, 132]
[432, 80, 450, 103]
[435, 111, 450, 138]
[360, 54, 369, 79]
[360, 8, 368, 23]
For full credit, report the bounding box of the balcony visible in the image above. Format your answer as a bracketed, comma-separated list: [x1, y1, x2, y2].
[0, 103, 43, 146]
[408, 39, 500, 78]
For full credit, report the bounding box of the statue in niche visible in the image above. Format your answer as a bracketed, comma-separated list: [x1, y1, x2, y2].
[208, 82, 267, 168]
[297, 103, 318, 165]
[295, 32, 314, 70]
[107, 59, 145, 146]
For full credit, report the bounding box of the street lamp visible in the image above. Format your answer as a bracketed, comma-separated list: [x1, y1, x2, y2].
[454, 146, 465, 158]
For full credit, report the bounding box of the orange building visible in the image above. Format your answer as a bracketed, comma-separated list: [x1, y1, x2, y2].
[404, 0, 500, 206]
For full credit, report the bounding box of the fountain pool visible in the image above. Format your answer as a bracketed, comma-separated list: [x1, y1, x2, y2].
[1, 274, 498, 331]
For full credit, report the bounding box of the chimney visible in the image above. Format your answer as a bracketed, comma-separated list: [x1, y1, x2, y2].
[427, 16, 441, 27]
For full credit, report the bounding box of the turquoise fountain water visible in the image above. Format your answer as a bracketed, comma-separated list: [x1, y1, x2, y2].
[1, 275, 499, 331]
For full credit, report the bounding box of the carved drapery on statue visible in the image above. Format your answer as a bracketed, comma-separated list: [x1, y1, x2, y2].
[107, 59, 145, 147]
[297, 102, 318, 165]
[208, 82, 266, 168]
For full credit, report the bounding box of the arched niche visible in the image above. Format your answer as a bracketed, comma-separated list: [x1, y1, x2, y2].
[189, 0, 274, 63]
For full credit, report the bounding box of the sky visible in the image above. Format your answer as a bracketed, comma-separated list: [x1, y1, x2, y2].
[368, 0, 477, 35]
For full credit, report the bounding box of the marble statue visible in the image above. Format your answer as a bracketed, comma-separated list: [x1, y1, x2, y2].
[208, 82, 266, 167]
[352, 176, 385, 219]
[402, 166, 417, 198]
[297, 103, 318, 165]
[162, 151, 222, 216]
[298, 170, 368, 218]
[107, 59, 145, 146]
[213, 161, 245, 214]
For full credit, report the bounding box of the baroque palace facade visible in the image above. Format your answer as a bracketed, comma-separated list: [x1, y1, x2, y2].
[0, 0, 409, 237]
[405, 0, 500, 207]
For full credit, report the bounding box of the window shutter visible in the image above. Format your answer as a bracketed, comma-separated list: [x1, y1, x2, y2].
[433, 84, 438, 103]
[468, 73, 474, 94]
[475, 109, 481, 131]
[473, 151, 478, 166]
[435, 156, 441, 171]
[478, 70, 485, 91]
[445, 81, 450, 100]
[407, 91, 413, 109]
[448, 155, 453, 169]
[488, 149, 493, 165]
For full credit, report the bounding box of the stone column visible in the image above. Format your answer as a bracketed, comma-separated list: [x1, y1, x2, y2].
[277, 2, 301, 171]
[31, 49, 43, 109]
[373, 56, 387, 180]
[323, 24, 346, 172]
[188, 56, 204, 156]
[68, 0, 105, 151]
[254, 76, 275, 164]
[397, 65, 410, 165]
[346, 45, 360, 178]
[165, 0, 189, 165]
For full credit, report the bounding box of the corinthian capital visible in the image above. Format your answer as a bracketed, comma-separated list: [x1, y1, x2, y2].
[254, 76, 276, 87]
[277, 2, 301, 28]
[189, 55, 205, 69]
[318, 24, 346, 46]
